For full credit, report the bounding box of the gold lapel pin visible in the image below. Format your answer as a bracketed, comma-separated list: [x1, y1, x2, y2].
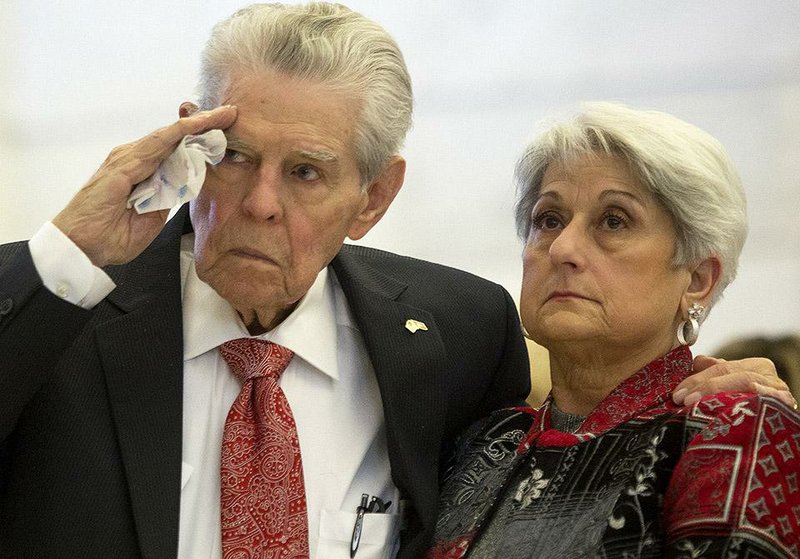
[405, 319, 428, 334]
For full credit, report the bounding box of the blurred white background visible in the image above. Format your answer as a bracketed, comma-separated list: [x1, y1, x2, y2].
[1, 1, 798, 360]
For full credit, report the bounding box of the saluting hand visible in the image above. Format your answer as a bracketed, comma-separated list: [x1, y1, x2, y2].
[52, 105, 237, 268]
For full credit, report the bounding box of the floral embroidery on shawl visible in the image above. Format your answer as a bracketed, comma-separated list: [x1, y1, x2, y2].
[426, 346, 800, 558]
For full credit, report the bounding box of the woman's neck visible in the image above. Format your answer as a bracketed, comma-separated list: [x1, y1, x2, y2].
[548, 338, 679, 416]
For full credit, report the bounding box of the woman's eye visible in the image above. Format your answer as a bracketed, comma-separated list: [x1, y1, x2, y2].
[293, 165, 321, 182]
[532, 212, 562, 231]
[603, 212, 627, 230]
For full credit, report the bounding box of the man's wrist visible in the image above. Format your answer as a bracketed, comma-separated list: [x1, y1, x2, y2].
[29, 222, 116, 309]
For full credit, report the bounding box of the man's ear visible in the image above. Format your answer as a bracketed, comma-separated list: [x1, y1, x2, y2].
[681, 256, 722, 313]
[347, 156, 406, 241]
[179, 102, 199, 118]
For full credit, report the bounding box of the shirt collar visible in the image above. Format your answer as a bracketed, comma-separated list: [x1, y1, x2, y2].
[180, 234, 340, 381]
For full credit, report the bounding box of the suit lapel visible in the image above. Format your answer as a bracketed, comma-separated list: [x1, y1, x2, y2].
[331, 246, 448, 545]
[95, 208, 189, 559]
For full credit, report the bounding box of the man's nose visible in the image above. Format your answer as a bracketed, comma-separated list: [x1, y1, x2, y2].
[241, 166, 283, 221]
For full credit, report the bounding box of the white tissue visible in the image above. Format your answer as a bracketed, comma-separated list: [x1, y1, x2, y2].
[127, 129, 227, 214]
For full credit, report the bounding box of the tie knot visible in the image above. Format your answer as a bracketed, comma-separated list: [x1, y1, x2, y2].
[219, 338, 294, 384]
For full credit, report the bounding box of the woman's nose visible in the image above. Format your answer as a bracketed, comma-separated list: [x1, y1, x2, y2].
[548, 220, 587, 269]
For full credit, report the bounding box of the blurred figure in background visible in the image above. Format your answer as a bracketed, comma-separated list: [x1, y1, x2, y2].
[715, 333, 800, 399]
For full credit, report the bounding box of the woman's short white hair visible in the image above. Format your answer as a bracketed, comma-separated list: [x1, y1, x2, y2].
[198, 2, 413, 186]
[515, 102, 748, 307]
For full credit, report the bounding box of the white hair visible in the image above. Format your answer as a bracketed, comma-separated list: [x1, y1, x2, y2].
[198, 2, 413, 185]
[515, 102, 748, 307]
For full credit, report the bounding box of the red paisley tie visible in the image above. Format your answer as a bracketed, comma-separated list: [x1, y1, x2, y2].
[219, 338, 310, 559]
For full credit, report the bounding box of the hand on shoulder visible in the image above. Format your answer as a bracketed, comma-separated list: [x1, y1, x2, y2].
[672, 354, 796, 409]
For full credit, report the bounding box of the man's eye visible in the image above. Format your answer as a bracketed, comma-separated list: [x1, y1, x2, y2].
[293, 165, 321, 181]
[223, 149, 250, 164]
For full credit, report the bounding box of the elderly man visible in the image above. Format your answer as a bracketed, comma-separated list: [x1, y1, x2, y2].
[0, 4, 789, 559]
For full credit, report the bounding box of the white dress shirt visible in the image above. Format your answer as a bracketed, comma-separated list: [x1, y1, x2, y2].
[29, 222, 402, 559]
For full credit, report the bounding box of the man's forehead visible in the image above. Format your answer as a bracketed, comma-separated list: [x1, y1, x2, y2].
[221, 67, 359, 110]
[218, 70, 359, 159]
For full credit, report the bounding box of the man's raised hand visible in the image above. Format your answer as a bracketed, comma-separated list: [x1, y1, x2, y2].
[52, 105, 236, 267]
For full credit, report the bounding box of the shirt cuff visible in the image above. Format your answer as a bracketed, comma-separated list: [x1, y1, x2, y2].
[29, 222, 116, 309]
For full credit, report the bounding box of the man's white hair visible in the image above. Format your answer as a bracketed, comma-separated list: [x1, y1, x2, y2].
[198, 2, 413, 186]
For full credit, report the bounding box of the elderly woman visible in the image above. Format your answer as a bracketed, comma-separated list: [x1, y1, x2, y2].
[426, 103, 800, 558]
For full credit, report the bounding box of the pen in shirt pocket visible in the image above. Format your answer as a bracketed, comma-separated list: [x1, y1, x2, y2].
[350, 493, 392, 558]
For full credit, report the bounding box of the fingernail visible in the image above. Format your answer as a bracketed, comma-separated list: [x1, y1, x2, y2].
[683, 392, 702, 406]
[672, 388, 687, 404]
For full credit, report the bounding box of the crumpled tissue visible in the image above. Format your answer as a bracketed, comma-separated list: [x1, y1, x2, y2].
[127, 129, 227, 214]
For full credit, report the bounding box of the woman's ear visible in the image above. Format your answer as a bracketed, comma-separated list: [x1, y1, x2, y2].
[681, 256, 722, 313]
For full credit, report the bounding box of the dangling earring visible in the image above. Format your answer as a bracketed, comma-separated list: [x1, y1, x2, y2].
[677, 303, 704, 346]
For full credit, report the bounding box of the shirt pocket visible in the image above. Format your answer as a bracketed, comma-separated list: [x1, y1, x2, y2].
[317, 508, 401, 559]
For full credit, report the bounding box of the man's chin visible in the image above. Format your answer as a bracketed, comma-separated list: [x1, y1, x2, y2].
[199, 262, 275, 294]
[215, 284, 279, 310]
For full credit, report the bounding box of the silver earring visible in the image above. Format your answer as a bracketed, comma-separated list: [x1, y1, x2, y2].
[677, 303, 704, 346]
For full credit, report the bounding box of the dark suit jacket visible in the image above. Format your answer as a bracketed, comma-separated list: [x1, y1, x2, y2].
[0, 206, 530, 558]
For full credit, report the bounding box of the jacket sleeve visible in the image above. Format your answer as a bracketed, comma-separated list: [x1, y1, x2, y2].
[476, 286, 532, 416]
[0, 242, 93, 439]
